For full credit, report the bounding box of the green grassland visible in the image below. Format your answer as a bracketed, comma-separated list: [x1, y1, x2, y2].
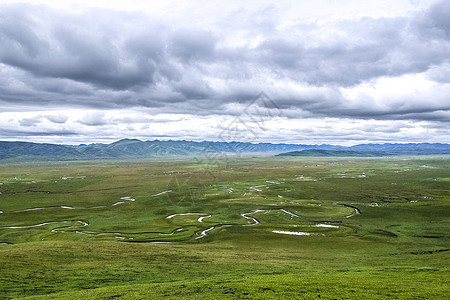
[0, 156, 449, 299]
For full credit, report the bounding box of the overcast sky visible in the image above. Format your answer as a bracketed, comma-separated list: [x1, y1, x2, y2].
[0, 0, 449, 145]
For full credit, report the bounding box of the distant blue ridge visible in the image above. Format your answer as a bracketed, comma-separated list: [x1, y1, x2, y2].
[0, 139, 449, 161]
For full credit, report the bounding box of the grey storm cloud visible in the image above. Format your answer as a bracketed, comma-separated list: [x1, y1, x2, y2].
[425, 63, 450, 83]
[0, 1, 449, 122]
[0, 6, 167, 90]
[169, 29, 218, 63]
[19, 115, 41, 127]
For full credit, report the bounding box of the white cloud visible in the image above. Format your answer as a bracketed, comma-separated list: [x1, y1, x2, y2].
[46, 114, 68, 124]
[78, 112, 106, 126]
[0, 109, 448, 145]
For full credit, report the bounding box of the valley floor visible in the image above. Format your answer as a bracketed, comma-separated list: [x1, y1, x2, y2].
[0, 156, 449, 299]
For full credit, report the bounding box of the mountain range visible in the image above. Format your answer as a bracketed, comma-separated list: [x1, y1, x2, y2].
[0, 139, 449, 161]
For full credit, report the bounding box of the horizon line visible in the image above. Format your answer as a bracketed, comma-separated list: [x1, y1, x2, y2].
[1, 138, 449, 147]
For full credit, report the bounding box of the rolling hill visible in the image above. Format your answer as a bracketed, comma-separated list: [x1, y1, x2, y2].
[0, 139, 449, 161]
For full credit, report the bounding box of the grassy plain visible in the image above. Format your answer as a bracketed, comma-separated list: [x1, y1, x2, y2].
[0, 156, 449, 299]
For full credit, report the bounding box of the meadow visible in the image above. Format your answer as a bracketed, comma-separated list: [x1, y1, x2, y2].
[0, 156, 449, 299]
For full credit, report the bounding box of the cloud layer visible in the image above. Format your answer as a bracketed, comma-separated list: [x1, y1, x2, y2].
[0, 0, 449, 144]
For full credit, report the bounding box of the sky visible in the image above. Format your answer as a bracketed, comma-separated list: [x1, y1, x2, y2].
[0, 0, 449, 145]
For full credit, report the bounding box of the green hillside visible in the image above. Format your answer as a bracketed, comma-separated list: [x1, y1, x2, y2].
[277, 149, 383, 157]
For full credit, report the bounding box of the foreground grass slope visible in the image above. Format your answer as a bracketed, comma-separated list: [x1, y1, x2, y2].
[0, 156, 449, 299]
